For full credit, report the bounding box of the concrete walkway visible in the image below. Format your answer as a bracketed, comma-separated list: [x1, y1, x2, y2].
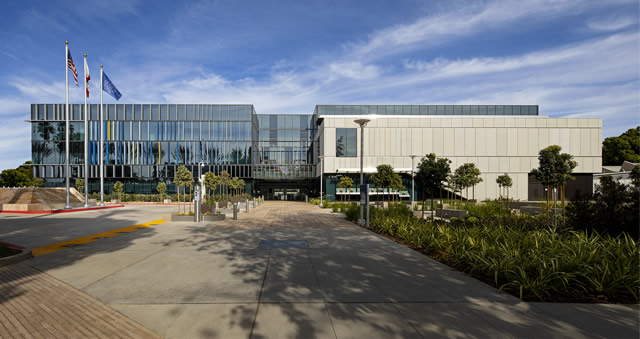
[6, 202, 640, 338]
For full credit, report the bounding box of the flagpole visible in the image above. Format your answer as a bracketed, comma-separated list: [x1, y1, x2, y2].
[100, 65, 104, 206]
[83, 54, 89, 207]
[65, 41, 71, 209]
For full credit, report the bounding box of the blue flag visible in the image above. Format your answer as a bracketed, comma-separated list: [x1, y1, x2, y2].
[102, 72, 122, 100]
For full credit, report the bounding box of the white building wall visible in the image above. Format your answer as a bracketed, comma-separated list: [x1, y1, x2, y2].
[319, 116, 602, 201]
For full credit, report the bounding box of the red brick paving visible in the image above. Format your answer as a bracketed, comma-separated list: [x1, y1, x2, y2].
[0, 263, 161, 339]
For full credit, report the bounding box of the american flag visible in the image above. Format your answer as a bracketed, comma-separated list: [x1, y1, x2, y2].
[67, 49, 78, 86]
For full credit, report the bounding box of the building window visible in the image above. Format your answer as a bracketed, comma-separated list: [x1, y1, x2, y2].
[336, 128, 356, 157]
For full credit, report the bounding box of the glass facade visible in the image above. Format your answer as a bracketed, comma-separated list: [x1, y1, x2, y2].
[314, 104, 538, 116]
[31, 104, 254, 184]
[255, 114, 314, 179]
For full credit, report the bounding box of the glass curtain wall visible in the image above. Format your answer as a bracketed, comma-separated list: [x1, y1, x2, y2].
[31, 104, 254, 182]
[255, 114, 314, 179]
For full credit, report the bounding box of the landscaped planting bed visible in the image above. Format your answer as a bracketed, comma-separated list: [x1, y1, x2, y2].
[346, 203, 639, 303]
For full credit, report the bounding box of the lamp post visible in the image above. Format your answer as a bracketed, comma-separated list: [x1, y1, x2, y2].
[318, 156, 324, 206]
[410, 155, 417, 206]
[354, 119, 370, 226]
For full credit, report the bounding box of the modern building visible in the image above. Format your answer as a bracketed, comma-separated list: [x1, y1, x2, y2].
[29, 104, 602, 201]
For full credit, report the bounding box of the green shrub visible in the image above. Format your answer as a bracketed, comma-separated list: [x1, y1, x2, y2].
[309, 198, 321, 205]
[321, 200, 331, 208]
[368, 211, 639, 303]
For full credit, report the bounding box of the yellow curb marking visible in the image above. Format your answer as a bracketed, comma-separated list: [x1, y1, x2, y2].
[32, 219, 165, 257]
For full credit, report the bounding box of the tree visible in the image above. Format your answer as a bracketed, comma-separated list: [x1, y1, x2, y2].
[415, 153, 451, 220]
[602, 127, 640, 165]
[453, 165, 472, 204]
[220, 170, 231, 200]
[390, 173, 404, 202]
[557, 152, 578, 223]
[531, 145, 561, 213]
[338, 176, 353, 202]
[238, 179, 246, 197]
[32, 177, 44, 187]
[496, 173, 513, 200]
[530, 145, 576, 223]
[113, 181, 124, 202]
[203, 172, 219, 201]
[375, 164, 395, 203]
[230, 177, 240, 199]
[174, 165, 193, 214]
[0, 162, 35, 187]
[75, 178, 85, 194]
[566, 177, 639, 238]
[371, 173, 383, 204]
[156, 182, 167, 202]
[630, 165, 640, 190]
[461, 163, 482, 202]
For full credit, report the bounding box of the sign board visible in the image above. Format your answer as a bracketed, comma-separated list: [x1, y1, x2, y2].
[360, 184, 369, 204]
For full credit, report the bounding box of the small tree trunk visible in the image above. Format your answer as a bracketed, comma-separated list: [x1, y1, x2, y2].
[431, 188, 435, 221]
[562, 182, 566, 227]
[439, 186, 443, 219]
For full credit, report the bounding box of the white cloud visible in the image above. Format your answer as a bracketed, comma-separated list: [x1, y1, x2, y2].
[587, 14, 637, 31]
[348, 0, 585, 60]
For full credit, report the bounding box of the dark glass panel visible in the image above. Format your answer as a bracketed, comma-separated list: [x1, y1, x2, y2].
[134, 105, 141, 120]
[143, 105, 150, 120]
[178, 105, 186, 120]
[152, 105, 160, 120]
[125, 104, 133, 120]
[186, 105, 194, 120]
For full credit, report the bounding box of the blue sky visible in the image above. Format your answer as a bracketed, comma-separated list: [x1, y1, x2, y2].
[0, 0, 638, 171]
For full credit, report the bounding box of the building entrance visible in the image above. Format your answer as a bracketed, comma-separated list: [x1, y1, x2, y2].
[254, 180, 313, 201]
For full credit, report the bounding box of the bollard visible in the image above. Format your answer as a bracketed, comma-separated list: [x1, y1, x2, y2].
[233, 202, 238, 220]
[253, 198, 257, 208]
[245, 201, 249, 213]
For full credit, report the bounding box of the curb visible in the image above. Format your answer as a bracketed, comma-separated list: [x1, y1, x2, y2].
[0, 249, 33, 268]
[0, 205, 125, 214]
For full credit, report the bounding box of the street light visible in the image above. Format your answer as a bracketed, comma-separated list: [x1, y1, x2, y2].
[318, 156, 324, 206]
[354, 119, 370, 226]
[410, 155, 417, 206]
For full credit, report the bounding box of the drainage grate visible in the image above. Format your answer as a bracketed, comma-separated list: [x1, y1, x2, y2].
[257, 240, 308, 249]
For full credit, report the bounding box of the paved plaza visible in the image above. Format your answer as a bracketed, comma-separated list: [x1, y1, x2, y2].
[0, 202, 638, 338]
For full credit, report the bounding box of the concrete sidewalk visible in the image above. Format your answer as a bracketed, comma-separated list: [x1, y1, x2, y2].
[13, 202, 640, 338]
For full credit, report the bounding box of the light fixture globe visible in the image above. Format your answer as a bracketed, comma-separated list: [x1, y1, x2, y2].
[354, 118, 370, 127]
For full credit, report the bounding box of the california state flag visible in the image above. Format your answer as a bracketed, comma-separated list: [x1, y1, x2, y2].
[84, 57, 90, 97]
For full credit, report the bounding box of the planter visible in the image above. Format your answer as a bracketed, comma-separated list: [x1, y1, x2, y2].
[203, 214, 226, 221]
[217, 201, 229, 209]
[239, 198, 247, 203]
[164, 199, 172, 203]
[507, 201, 542, 210]
[162, 213, 195, 222]
[440, 209, 468, 219]
[202, 204, 216, 214]
[520, 206, 563, 216]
